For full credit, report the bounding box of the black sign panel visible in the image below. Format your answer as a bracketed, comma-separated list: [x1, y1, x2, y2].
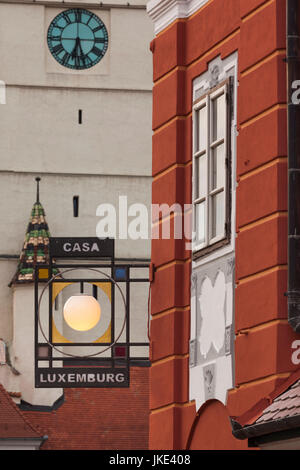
[49, 237, 114, 259]
[36, 367, 129, 388]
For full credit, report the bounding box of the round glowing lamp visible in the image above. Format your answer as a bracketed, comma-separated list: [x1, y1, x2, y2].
[63, 294, 101, 331]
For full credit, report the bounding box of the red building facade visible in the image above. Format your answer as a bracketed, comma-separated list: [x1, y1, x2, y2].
[147, 0, 300, 449]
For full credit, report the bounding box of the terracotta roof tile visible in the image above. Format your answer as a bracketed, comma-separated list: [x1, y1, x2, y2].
[255, 380, 300, 425]
[286, 396, 300, 409]
[231, 373, 300, 440]
[256, 411, 275, 423]
[280, 387, 298, 399]
[292, 380, 300, 389]
[0, 383, 44, 440]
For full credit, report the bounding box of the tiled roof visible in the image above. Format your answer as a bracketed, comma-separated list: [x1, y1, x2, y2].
[231, 369, 300, 441]
[0, 383, 44, 440]
[23, 367, 149, 450]
[10, 201, 54, 285]
[256, 380, 300, 424]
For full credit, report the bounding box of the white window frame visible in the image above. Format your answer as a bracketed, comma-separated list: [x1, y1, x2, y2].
[192, 79, 231, 255]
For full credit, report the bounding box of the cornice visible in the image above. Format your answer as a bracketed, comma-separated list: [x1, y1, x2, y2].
[147, 0, 208, 35]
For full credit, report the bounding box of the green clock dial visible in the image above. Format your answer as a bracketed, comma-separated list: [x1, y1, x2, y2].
[47, 9, 108, 70]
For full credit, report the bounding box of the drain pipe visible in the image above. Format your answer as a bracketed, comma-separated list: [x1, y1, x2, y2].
[287, 0, 300, 332]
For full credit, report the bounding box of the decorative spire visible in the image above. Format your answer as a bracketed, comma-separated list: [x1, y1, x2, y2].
[10, 178, 54, 285]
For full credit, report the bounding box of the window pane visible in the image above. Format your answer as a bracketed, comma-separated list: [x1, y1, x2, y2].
[196, 154, 207, 199]
[212, 93, 225, 141]
[195, 106, 207, 152]
[211, 191, 225, 239]
[196, 202, 205, 245]
[212, 143, 225, 190]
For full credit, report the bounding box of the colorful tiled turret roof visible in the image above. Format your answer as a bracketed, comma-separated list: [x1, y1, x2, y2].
[10, 178, 53, 285]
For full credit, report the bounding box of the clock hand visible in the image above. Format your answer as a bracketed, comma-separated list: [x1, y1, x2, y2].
[72, 37, 84, 63]
[78, 40, 84, 59]
[71, 37, 79, 58]
[70, 37, 86, 67]
[77, 37, 87, 66]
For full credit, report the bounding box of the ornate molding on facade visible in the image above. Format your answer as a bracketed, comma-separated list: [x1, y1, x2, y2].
[147, 0, 209, 35]
[191, 272, 197, 293]
[208, 56, 224, 88]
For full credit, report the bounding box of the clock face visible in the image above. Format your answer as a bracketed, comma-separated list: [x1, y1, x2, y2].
[47, 9, 109, 70]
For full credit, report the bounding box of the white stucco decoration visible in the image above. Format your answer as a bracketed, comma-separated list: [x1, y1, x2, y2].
[147, 0, 209, 35]
[199, 271, 226, 358]
[189, 52, 237, 410]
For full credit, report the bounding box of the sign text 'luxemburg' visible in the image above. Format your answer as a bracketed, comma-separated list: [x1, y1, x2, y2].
[36, 368, 129, 388]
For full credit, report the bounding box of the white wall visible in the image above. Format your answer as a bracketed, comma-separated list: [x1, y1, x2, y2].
[0, 87, 152, 175]
[9, 285, 62, 406]
[0, 173, 151, 257]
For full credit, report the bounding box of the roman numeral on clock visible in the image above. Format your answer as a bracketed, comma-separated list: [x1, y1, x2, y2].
[92, 25, 103, 33]
[62, 52, 71, 65]
[62, 13, 71, 24]
[74, 11, 82, 23]
[49, 36, 61, 41]
[91, 46, 103, 57]
[75, 55, 81, 68]
[94, 38, 105, 43]
[86, 14, 93, 25]
[52, 44, 64, 54]
[83, 55, 92, 66]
